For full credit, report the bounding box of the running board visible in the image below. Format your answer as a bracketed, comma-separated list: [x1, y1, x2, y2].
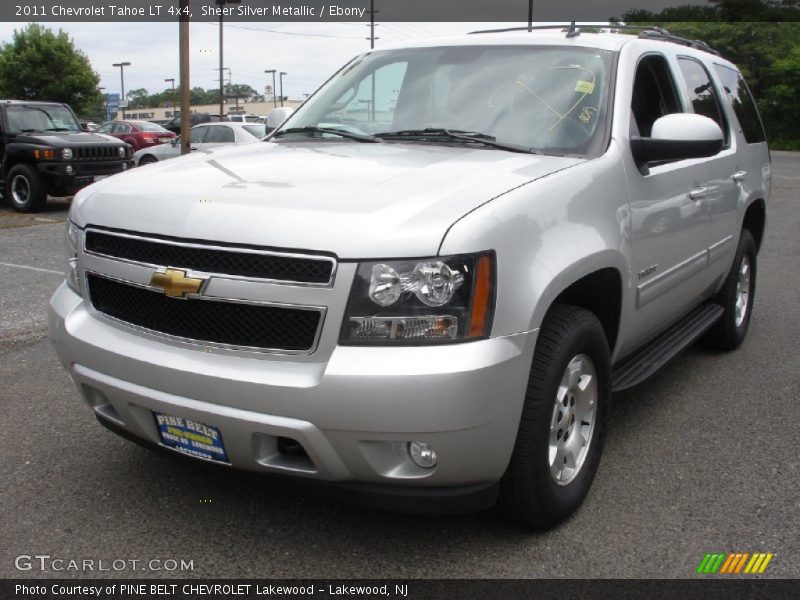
[612, 303, 724, 392]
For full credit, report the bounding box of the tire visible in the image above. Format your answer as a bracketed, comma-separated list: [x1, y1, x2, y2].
[702, 230, 757, 351]
[500, 304, 611, 529]
[138, 155, 158, 167]
[5, 163, 47, 212]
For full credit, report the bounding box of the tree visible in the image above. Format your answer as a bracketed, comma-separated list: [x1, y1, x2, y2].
[0, 24, 102, 115]
[618, 2, 800, 148]
[126, 88, 150, 109]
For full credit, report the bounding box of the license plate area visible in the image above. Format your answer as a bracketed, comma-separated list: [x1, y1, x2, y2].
[153, 411, 229, 463]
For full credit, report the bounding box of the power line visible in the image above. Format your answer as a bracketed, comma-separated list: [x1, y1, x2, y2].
[202, 22, 363, 39]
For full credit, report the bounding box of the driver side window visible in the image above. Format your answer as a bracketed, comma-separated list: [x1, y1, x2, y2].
[631, 55, 682, 137]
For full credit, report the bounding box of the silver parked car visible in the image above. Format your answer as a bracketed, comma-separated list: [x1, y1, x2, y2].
[50, 26, 769, 528]
[133, 122, 264, 166]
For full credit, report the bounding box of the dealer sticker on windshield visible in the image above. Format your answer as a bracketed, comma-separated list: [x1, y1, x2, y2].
[154, 412, 228, 463]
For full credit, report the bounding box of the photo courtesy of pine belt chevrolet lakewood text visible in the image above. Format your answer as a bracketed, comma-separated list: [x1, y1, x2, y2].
[49, 25, 769, 529]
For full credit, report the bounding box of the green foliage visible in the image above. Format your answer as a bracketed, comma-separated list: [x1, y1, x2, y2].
[0, 24, 103, 116]
[618, 1, 800, 148]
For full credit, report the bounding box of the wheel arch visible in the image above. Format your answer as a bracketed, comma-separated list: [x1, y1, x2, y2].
[529, 252, 626, 356]
[742, 198, 766, 252]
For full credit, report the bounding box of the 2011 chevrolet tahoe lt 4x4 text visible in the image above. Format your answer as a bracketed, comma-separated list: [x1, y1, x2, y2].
[49, 27, 769, 528]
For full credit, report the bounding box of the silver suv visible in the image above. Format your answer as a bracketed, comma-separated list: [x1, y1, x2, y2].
[49, 26, 769, 529]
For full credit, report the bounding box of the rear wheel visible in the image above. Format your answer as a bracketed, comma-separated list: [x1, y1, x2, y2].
[138, 155, 158, 167]
[5, 163, 47, 212]
[703, 229, 757, 350]
[500, 304, 611, 529]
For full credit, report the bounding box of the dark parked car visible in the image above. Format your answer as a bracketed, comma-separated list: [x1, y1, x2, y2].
[163, 113, 226, 134]
[0, 100, 133, 212]
[96, 120, 176, 151]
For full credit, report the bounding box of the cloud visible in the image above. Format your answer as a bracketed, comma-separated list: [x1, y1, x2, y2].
[0, 21, 519, 103]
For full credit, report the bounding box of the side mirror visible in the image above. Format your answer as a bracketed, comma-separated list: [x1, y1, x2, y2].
[80, 122, 90, 131]
[631, 113, 723, 166]
[171, 137, 179, 147]
[266, 107, 294, 131]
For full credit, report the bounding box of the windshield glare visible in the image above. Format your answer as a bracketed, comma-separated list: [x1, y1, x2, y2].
[6, 104, 81, 133]
[281, 45, 613, 156]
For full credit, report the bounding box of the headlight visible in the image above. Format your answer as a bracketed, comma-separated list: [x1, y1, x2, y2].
[61, 148, 73, 160]
[340, 252, 495, 345]
[64, 220, 83, 294]
[118, 146, 126, 158]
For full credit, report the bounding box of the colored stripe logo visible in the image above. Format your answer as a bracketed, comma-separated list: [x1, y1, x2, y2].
[697, 552, 774, 574]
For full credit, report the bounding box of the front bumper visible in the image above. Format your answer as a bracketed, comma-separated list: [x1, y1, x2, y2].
[49, 283, 536, 508]
[37, 160, 134, 190]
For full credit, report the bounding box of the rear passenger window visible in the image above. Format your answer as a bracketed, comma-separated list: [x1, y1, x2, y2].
[677, 57, 728, 144]
[189, 127, 207, 144]
[713, 64, 767, 144]
[204, 125, 235, 143]
[631, 54, 682, 137]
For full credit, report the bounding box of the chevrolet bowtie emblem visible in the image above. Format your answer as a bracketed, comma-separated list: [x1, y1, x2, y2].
[150, 268, 205, 298]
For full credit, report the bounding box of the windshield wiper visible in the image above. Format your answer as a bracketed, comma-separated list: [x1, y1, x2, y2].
[44, 127, 75, 132]
[273, 126, 381, 143]
[375, 128, 539, 154]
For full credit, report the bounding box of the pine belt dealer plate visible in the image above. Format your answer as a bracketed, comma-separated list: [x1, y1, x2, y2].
[153, 411, 228, 463]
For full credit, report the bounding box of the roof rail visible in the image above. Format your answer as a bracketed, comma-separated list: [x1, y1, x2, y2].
[468, 23, 719, 55]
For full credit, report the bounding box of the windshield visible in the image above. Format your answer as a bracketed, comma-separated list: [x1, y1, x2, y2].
[135, 121, 169, 132]
[243, 124, 266, 139]
[280, 45, 613, 156]
[5, 104, 82, 133]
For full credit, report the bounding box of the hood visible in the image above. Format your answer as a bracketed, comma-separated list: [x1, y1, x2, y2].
[72, 140, 583, 258]
[16, 131, 123, 147]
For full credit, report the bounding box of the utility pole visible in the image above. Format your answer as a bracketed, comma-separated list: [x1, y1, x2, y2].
[112, 61, 131, 119]
[366, 0, 378, 49]
[528, 0, 533, 32]
[265, 69, 277, 109]
[179, 0, 190, 155]
[279, 72, 286, 107]
[216, 0, 241, 117]
[366, 0, 378, 121]
[164, 78, 176, 114]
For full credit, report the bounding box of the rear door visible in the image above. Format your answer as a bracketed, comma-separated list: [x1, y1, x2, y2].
[675, 56, 740, 280]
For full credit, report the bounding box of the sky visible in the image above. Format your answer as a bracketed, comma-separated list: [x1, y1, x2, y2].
[0, 21, 523, 103]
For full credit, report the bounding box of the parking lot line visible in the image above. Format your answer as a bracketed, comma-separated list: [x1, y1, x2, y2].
[0, 262, 62, 275]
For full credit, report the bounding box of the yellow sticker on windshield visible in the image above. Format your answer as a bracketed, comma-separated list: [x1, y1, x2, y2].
[575, 80, 595, 94]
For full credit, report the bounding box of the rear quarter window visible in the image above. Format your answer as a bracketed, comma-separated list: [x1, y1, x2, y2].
[713, 64, 767, 144]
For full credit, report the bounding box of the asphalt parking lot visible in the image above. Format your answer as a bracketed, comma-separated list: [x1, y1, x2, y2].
[1, 154, 798, 579]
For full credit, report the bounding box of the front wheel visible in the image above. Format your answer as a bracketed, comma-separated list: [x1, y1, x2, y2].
[500, 304, 611, 529]
[137, 155, 158, 167]
[5, 163, 47, 212]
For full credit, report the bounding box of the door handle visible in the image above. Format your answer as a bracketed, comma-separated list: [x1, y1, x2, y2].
[689, 187, 708, 201]
[732, 170, 747, 182]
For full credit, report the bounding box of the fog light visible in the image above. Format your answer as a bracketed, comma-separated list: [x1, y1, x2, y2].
[122, 162, 128, 170]
[408, 441, 437, 468]
[65, 165, 74, 175]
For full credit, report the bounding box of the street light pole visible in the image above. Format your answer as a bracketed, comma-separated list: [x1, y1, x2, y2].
[112, 61, 131, 119]
[265, 69, 277, 109]
[164, 78, 176, 114]
[99, 86, 106, 122]
[279, 72, 287, 107]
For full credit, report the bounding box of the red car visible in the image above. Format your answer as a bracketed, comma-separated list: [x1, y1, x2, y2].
[96, 120, 176, 151]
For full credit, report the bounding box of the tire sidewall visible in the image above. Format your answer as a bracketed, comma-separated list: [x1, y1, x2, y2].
[532, 318, 611, 519]
[6, 164, 46, 212]
[724, 231, 757, 346]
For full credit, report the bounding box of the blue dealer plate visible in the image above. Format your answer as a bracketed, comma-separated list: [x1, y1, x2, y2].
[153, 411, 228, 463]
